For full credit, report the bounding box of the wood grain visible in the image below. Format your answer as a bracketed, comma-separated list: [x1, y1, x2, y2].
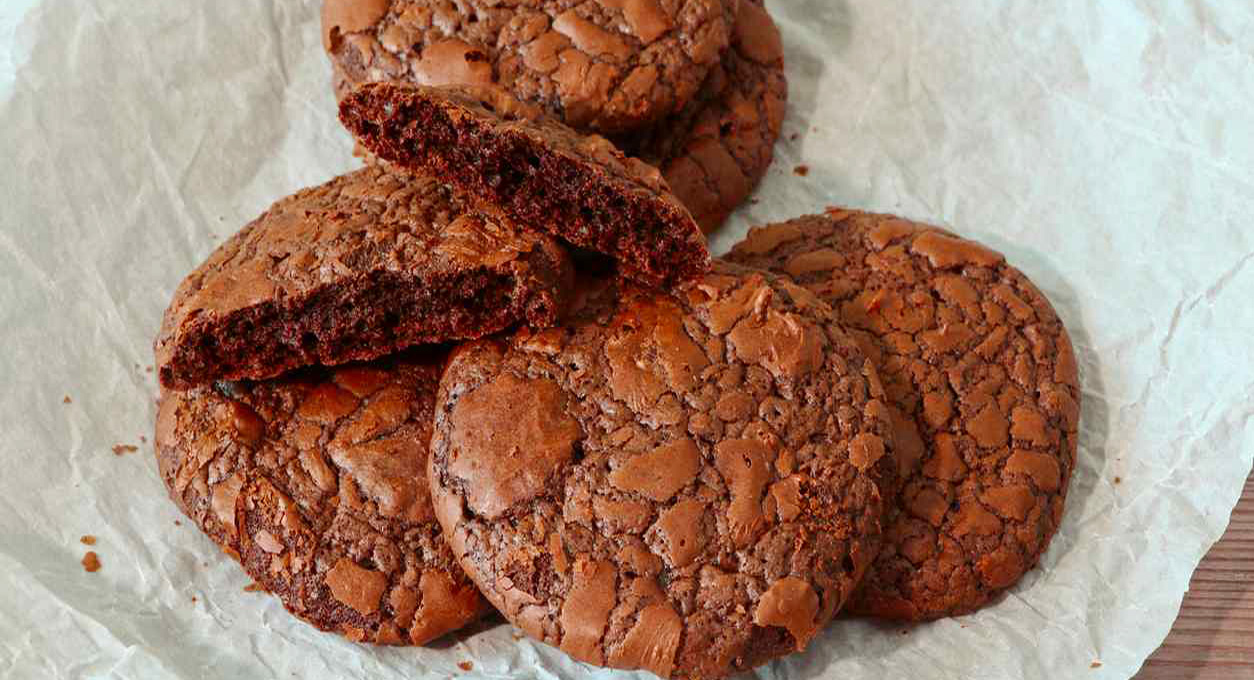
[1136, 474, 1254, 679]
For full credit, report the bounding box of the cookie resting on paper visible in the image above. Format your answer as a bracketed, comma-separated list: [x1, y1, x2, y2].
[728, 209, 1081, 620]
[428, 261, 899, 679]
[155, 351, 488, 645]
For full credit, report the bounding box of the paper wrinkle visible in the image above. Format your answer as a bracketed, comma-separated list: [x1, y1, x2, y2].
[1, 0, 1253, 679]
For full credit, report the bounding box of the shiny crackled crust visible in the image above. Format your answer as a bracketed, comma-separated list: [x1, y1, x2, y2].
[728, 209, 1081, 621]
[339, 82, 710, 290]
[428, 261, 897, 679]
[155, 352, 489, 645]
[155, 165, 573, 390]
[614, 0, 785, 234]
[322, 0, 739, 134]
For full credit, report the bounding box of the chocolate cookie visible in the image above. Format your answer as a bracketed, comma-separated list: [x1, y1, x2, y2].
[339, 82, 710, 289]
[727, 209, 1081, 620]
[155, 351, 489, 645]
[614, 0, 786, 235]
[321, 0, 739, 134]
[155, 165, 573, 390]
[428, 261, 898, 679]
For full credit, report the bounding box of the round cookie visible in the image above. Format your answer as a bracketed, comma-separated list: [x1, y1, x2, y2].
[155, 351, 489, 645]
[428, 261, 898, 679]
[322, 0, 739, 134]
[614, 0, 786, 235]
[727, 209, 1081, 621]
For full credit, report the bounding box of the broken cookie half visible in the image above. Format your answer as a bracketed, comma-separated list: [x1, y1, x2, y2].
[156, 164, 573, 390]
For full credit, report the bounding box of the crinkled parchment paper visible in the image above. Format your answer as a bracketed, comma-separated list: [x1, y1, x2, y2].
[1, 1, 1252, 678]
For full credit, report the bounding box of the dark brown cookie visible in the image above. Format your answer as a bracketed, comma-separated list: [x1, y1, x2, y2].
[155, 165, 574, 390]
[727, 209, 1081, 621]
[155, 351, 489, 645]
[322, 0, 739, 134]
[428, 261, 897, 679]
[614, 0, 786, 235]
[339, 82, 710, 290]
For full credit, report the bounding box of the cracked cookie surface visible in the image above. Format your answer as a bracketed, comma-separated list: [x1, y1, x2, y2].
[156, 165, 573, 390]
[323, 0, 738, 134]
[728, 209, 1081, 620]
[428, 261, 897, 679]
[156, 351, 489, 645]
[614, 0, 785, 235]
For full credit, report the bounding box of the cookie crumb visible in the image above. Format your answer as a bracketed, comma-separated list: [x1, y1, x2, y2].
[82, 551, 101, 573]
[112, 444, 138, 456]
[789, 132, 800, 141]
[140, 435, 147, 444]
[174, 519, 182, 526]
[244, 582, 264, 592]
[80, 535, 97, 546]
[191, 596, 198, 603]
[1091, 661, 1102, 668]
[1114, 477, 1121, 484]
[457, 661, 473, 672]
[793, 164, 810, 176]
[63, 395, 72, 404]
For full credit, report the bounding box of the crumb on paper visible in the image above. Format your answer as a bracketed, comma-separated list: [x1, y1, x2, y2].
[80, 535, 96, 545]
[112, 444, 138, 456]
[794, 164, 810, 176]
[1114, 476, 1122, 484]
[1091, 660, 1102, 668]
[458, 661, 473, 672]
[191, 596, 198, 603]
[82, 551, 101, 573]
[140, 435, 147, 443]
[174, 519, 182, 526]
[749, 198, 760, 205]
[63, 395, 72, 404]
[145, 366, 153, 373]
[244, 582, 264, 592]
[789, 132, 800, 141]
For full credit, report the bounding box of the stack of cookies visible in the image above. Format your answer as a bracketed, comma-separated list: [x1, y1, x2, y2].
[153, 2, 1081, 678]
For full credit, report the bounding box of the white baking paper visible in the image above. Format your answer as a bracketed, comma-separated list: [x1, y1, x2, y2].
[1, 1, 1251, 678]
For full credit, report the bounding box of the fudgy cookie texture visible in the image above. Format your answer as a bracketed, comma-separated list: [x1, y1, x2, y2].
[340, 82, 710, 290]
[322, 0, 739, 134]
[155, 351, 489, 645]
[155, 165, 573, 390]
[727, 209, 1081, 621]
[428, 261, 898, 679]
[614, 0, 785, 234]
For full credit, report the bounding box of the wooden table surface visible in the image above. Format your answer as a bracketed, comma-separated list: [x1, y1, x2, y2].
[1136, 474, 1254, 679]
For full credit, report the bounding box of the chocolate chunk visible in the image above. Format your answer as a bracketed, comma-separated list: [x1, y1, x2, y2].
[429, 261, 898, 678]
[338, 82, 710, 290]
[155, 165, 573, 390]
[728, 209, 1081, 621]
